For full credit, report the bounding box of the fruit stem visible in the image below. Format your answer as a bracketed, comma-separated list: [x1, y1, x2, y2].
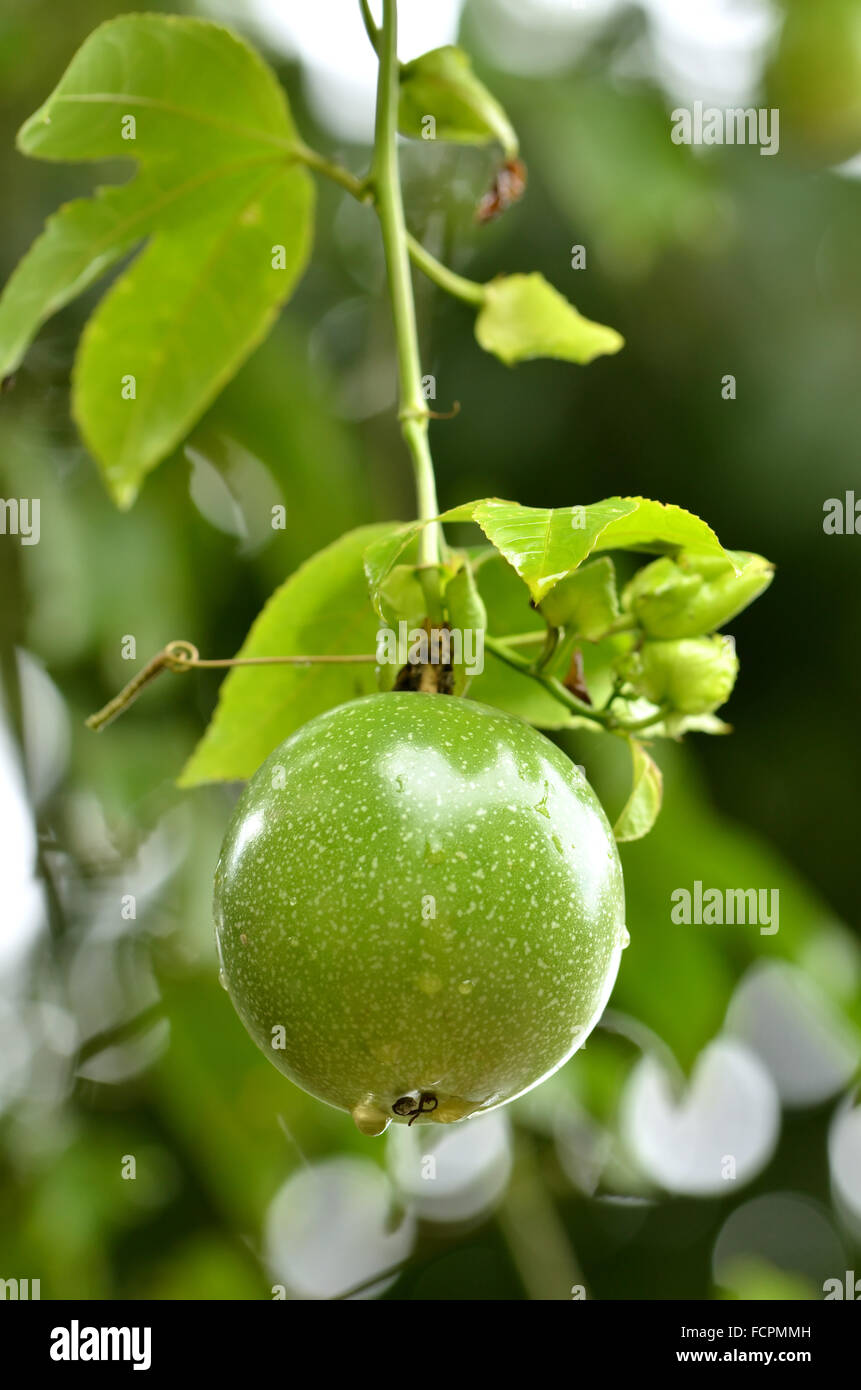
[372, 0, 442, 567]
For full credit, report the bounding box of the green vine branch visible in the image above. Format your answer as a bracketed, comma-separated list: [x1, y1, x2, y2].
[292, 141, 373, 201]
[85, 642, 378, 731]
[82, 1, 666, 742]
[373, 0, 442, 566]
[404, 233, 485, 305]
[84, 630, 668, 736]
[484, 634, 669, 734]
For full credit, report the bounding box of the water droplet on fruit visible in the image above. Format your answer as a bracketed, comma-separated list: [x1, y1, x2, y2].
[458, 979, 474, 995]
[424, 838, 445, 865]
[218, 969, 228, 991]
[351, 1102, 391, 1136]
[620, 926, 631, 949]
[551, 834, 563, 855]
[417, 972, 442, 996]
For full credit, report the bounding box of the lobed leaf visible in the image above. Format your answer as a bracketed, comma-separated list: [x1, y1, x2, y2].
[0, 178, 158, 380]
[73, 161, 312, 508]
[0, 15, 314, 506]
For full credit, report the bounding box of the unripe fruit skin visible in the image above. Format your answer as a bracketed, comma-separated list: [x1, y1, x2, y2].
[214, 693, 626, 1131]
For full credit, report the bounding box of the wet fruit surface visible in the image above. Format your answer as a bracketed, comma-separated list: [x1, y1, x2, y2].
[214, 692, 626, 1132]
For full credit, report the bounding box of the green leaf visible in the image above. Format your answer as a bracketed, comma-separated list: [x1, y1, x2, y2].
[472, 496, 731, 601]
[0, 15, 313, 507]
[475, 273, 623, 366]
[471, 548, 542, 640]
[364, 522, 438, 617]
[17, 15, 294, 163]
[365, 496, 731, 610]
[467, 553, 589, 728]
[465, 499, 642, 602]
[398, 46, 518, 156]
[444, 562, 487, 695]
[75, 164, 312, 508]
[578, 632, 636, 707]
[178, 525, 394, 787]
[364, 499, 628, 609]
[445, 561, 487, 633]
[592, 499, 735, 566]
[376, 564, 428, 629]
[0, 180, 155, 380]
[614, 739, 663, 843]
[538, 557, 620, 638]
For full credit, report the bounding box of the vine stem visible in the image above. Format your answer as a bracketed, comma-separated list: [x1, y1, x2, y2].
[484, 634, 670, 734]
[405, 233, 485, 305]
[373, 0, 441, 568]
[86, 635, 669, 735]
[484, 635, 605, 726]
[293, 141, 373, 200]
[85, 641, 377, 731]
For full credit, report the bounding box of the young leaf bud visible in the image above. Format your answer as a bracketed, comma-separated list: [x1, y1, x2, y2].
[617, 635, 739, 714]
[622, 551, 773, 638]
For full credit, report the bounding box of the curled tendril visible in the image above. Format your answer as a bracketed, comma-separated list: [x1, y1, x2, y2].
[392, 1092, 438, 1125]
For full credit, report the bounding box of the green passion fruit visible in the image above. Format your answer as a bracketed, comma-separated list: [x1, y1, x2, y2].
[214, 692, 626, 1135]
